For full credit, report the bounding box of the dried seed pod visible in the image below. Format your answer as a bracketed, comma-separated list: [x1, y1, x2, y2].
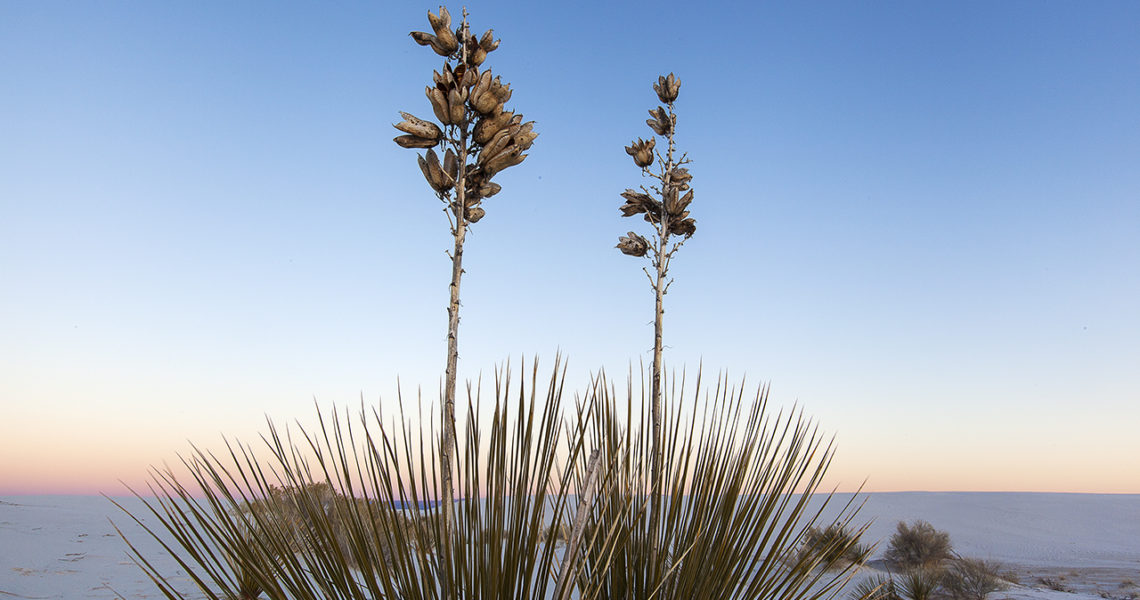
[654, 73, 681, 104]
[395, 134, 440, 149]
[443, 149, 458, 184]
[465, 206, 486, 223]
[492, 80, 512, 105]
[616, 232, 650, 257]
[469, 70, 500, 114]
[619, 189, 662, 219]
[417, 149, 453, 193]
[410, 31, 452, 56]
[467, 35, 488, 66]
[625, 137, 655, 168]
[479, 128, 513, 163]
[477, 181, 502, 198]
[411, 31, 435, 46]
[646, 106, 673, 136]
[445, 88, 465, 124]
[666, 189, 693, 216]
[668, 217, 696, 237]
[459, 65, 478, 89]
[426, 86, 451, 124]
[668, 167, 691, 184]
[479, 29, 499, 53]
[513, 121, 537, 151]
[473, 110, 514, 145]
[394, 111, 443, 140]
[427, 7, 458, 54]
[482, 147, 525, 178]
[426, 8, 448, 32]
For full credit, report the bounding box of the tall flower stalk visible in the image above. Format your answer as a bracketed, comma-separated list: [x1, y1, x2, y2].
[616, 73, 695, 479]
[394, 6, 536, 550]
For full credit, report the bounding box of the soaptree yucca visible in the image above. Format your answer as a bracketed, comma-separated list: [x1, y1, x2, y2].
[393, 5, 537, 545]
[114, 359, 605, 600]
[575, 370, 868, 600]
[615, 73, 694, 478]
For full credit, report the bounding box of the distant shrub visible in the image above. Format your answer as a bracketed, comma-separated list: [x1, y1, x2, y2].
[884, 520, 953, 569]
[1039, 577, 1070, 592]
[800, 524, 872, 568]
[942, 558, 1006, 600]
[541, 520, 571, 544]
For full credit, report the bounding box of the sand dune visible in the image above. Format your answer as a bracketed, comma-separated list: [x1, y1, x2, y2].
[1, 493, 1137, 599]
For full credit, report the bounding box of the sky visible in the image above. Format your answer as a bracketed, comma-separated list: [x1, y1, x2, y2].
[2, 1, 1138, 496]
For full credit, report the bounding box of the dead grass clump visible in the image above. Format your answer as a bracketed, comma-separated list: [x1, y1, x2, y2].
[1039, 577, 1071, 592]
[884, 520, 953, 570]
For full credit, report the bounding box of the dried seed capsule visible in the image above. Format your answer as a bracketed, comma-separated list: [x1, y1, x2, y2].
[479, 29, 499, 52]
[417, 149, 453, 192]
[394, 112, 443, 140]
[394, 134, 440, 149]
[469, 70, 500, 114]
[668, 217, 696, 237]
[427, 86, 451, 124]
[465, 206, 486, 223]
[443, 149, 458, 184]
[646, 106, 673, 136]
[479, 129, 513, 163]
[428, 8, 458, 54]
[666, 189, 693, 216]
[625, 138, 655, 168]
[473, 110, 514, 145]
[653, 73, 681, 104]
[513, 121, 537, 151]
[616, 232, 649, 257]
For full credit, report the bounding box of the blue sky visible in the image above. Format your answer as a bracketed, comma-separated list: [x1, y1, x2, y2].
[2, 1, 1138, 494]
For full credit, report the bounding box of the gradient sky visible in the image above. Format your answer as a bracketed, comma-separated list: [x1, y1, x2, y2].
[2, 1, 1138, 495]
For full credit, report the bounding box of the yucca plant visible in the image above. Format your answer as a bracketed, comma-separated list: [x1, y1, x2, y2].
[393, 5, 537, 546]
[615, 72, 694, 475]
[113, 358, 605, 600]
[574, 370, 868, 600]
[897, 568, 941, 600]
[851, 575, 901, 600]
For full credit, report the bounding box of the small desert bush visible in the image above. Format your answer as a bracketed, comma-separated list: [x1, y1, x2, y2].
[541, 520, 571, 545]
[942, 558, 1006, 600]
[885, 520, 953, 570]
[799, 523, 873, 569]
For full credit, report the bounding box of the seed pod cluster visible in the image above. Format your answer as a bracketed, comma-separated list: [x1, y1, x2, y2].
[394, 7, 535, 226]
[617, 72, 696, 256]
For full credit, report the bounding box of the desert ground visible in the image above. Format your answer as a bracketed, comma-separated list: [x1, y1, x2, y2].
[1, 492, 1137, 599]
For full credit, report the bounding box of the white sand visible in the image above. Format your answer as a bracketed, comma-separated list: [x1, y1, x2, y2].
[1, 493, 1137, 600]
